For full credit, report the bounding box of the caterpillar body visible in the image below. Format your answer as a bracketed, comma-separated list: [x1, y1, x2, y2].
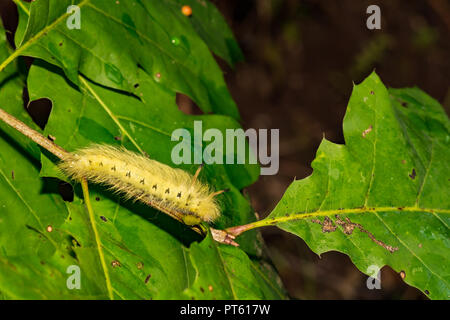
[0, 108, 238, 245]
[59, 145, 222, 225]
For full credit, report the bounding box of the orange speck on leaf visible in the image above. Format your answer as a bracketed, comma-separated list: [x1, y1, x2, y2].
[181, 5, 192, 17]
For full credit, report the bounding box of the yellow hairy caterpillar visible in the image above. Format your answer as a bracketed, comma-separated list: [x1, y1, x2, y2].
[59, 144, 226, 226]
[0, 108, 237, 245]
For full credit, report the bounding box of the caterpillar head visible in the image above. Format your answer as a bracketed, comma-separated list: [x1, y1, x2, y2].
[182, 198, 221, 225]
[182, 214, 202, 226]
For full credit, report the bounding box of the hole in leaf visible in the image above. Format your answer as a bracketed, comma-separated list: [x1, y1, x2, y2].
[176, 93, 203, 115]
[59, 181, 74, 202]
[26, 97, 52, 130]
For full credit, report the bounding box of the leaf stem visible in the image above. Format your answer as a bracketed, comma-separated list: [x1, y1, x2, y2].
[225, 206, 450, 237]
[81, 178, 114, 300]
[78, 76, 144, 154]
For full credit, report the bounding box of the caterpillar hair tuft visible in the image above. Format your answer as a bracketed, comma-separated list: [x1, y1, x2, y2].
[59, 144, 222, 225]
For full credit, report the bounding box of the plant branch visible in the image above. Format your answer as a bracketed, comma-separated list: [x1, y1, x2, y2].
[0, 107, 70, 159]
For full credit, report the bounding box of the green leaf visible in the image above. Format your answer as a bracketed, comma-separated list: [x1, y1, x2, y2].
[0, 21, 106, 299]
[255, 72, 449, 299]
[8, 0, 240, 119]
[12, 0, 31, 48]
[170, 0, 244, 66]
[29, 61, 258, 234]
[0, 9, 285, 299]
[185, 232, 285, 299]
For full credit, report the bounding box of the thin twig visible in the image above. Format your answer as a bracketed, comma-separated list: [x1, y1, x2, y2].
[0, 107, 70, 159]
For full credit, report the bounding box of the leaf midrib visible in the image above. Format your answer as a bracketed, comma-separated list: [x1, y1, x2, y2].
[260, 206, 450, 229]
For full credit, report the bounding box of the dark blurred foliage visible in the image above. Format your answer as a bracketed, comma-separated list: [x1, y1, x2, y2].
[1, 0, 449, 299]
[211, 0, 449, 299]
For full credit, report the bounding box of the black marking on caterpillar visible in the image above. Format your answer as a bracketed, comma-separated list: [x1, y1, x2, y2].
[59, 145, 222, 225]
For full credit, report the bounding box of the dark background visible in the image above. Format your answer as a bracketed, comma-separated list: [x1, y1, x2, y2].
[1, 0, 449, 299]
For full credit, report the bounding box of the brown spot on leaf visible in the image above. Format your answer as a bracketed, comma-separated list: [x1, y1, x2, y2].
[362, 125, 373, 138]
[11, 170, 14, 180]
[137, 262, 144, 269]
[335, 215, 399, 253]
[312, 215, 398, 253]
[311, 217, 337, 233]
[145, 274, 151, 284]
[208, 285, 213, 292]
[111, 260, 121, 268]
[335, 216, 357, 235]
[100, 216, 107, 222]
